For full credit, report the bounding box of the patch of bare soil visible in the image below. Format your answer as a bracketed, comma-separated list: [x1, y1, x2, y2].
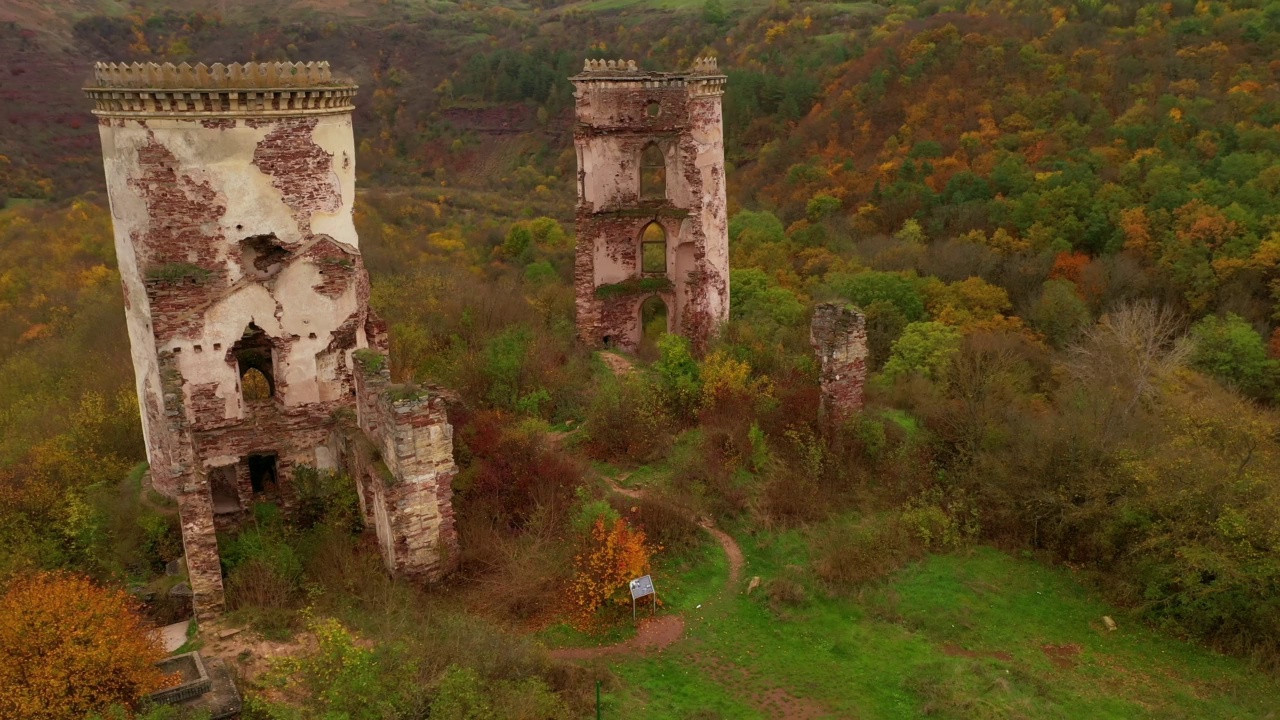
[1041, 643, 1082, 669]
[599, 351, 635, 376]
[197, 618, 315, 684]
[942, 643, 1014, 662]
[692, 653, 833, 720]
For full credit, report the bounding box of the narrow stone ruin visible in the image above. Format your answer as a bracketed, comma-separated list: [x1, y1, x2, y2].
[810, 302, 869, 426]
[571, 58, 730, 352]
[86, 61, 457, 620]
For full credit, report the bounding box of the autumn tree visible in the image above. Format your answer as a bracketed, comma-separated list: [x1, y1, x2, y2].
[0, 573, 172, 720]
[570, 517, 653, 623]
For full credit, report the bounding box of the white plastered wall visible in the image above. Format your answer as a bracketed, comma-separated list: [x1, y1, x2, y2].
[97, 114, 364, 448]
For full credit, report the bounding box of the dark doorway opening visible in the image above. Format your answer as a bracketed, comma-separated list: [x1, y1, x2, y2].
[248, 454, 278, 494]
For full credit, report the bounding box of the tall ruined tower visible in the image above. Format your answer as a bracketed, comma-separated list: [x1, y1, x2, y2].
[86, 62, 457, 619]
[572, 58, 729, 352]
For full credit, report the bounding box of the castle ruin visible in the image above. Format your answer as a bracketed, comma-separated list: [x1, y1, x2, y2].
[86, 61, 457, 620]
[572, 58, 730, 352]
[810, 302, 868, 426]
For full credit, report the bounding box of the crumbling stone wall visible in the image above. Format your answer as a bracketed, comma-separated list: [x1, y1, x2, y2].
[810, 302, 868, 426]
[88, 62, 457, 620]
[572, 58, 729, 352]
[343, 353, 458, 578]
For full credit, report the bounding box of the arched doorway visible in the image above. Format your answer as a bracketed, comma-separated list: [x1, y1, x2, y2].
[638, 295, 668, 361]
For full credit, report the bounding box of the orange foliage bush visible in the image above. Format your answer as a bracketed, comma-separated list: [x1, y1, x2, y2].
[570, 517, 654, 623]
[0, 572, 173, 720]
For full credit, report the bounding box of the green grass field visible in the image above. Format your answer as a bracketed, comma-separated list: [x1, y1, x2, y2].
[573, 530, 1280, 719]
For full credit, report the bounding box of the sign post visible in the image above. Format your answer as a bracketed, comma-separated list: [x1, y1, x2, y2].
[629, 575, 656, 623]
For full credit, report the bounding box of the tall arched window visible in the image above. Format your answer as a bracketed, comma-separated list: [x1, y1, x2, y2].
[640, 143, 666, 200]
[232, 322, 276, 402]
[641, 222, 667, 273]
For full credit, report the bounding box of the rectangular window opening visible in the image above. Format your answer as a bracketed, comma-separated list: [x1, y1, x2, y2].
[248, 454, 278, 494]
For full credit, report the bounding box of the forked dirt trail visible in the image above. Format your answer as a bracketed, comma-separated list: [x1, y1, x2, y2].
[548, 475, 744, 661]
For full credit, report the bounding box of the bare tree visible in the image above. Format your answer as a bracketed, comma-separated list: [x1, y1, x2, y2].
[1061, 299, 1191, 450]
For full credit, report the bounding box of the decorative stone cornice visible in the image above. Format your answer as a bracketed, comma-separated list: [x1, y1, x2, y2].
[84, 61, 357, 118]
[573, 56, 726, 87]
[572, 57, 725, 98]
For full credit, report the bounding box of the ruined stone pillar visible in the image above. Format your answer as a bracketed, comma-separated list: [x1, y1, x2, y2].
[571, 57, 729, 352]
[810, 302, 868, 426]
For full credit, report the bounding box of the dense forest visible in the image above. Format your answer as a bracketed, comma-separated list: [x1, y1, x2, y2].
[3, 0, 1280, 717]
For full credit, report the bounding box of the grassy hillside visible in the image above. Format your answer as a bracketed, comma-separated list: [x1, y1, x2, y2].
[607, 543, 1280, 718]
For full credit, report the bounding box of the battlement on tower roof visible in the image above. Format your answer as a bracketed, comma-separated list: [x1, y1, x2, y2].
[89, 61, 352, 89]
[84, 61, 357, 117]
[573, 56, 724, 78]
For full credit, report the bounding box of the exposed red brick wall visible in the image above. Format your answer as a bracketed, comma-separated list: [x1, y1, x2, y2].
[573, 75, 728, 353]
[810, 302, 868, 426]
[251, 117, 342, 237]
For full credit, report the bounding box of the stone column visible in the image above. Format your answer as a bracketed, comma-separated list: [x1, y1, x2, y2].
[810, 302, 868, 427]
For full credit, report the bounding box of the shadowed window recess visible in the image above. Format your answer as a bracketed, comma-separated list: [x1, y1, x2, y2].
[640, 143, 666, 200]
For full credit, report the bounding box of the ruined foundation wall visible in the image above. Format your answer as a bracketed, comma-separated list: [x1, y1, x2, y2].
[572, 59, 729, 352]
[349, 354, 458, 578]
[810, 302, 869, 425]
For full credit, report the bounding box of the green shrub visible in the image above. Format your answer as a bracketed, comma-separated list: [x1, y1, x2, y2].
[292, 465, 361, 532]
[250, 617, 416, 719]
[582, 374, 672, 462]
[593, 277, 673, 299]
[653, 334, 702, 418]
[900, 486, 980, 550]
[811, 515, 922, 588]
[431, 664, 570, 720]
[1189, 313, 1278, 400]
[825, 271, 927, 321]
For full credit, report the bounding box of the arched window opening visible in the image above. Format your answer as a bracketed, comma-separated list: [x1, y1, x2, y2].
[232, 322, 276, 402]
[241, 369, 271, 401]
[640, 144, 666, 200]
[641, 222, 667, 274]
[645, 101, 661, 118]
[638, 295, 668, 361]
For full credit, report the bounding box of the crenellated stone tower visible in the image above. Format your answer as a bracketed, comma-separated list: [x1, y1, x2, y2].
[571, 58, 729, 352]
[86, 62, 457, 620]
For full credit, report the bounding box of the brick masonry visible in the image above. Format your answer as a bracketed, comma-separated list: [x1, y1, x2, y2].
[572, 61, 730, 352]
[88, 62, 457, 621]
[810, 302, 869, 426]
